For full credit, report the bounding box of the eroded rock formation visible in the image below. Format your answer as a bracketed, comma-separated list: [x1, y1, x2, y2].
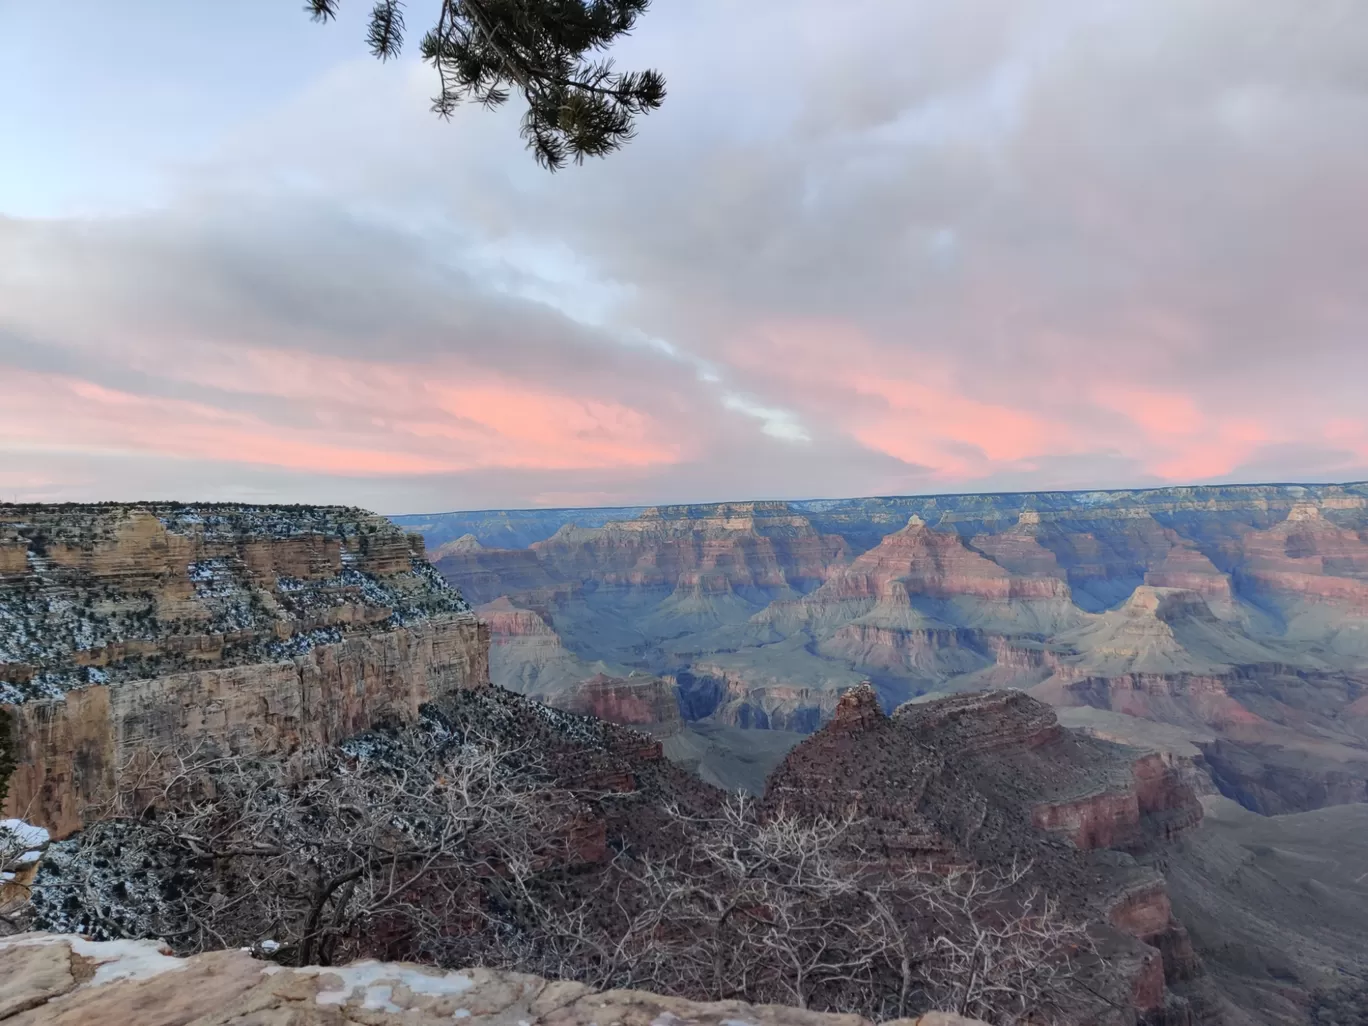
[764, 686, 1211, 1025]
[547, 672, 684, 731]
[1, 504, 486, 836]
[401, 483, 1368, 815]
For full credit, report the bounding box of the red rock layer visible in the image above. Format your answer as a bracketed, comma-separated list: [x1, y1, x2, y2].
[813, 516, 1072, 604]
[1235, 502, 1368, 610]
[549, 673, 684, 732]
[530, 502, 849, 592]
[432, 537, 573, 607]
[766, 686, 1205, 1024]
[817, 624, 989, 674]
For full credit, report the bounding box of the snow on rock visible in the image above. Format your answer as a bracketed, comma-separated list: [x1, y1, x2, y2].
[303, 959, 476, 1008]
[1, 818, 49, 857]
[0, 933, 186, 985]
[0, 934, 990, 1025]
[1, 818, 49, 880]
[0, 502, 472, 705]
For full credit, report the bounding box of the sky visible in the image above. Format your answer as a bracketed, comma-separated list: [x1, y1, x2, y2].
[3, 0, 1367, 514]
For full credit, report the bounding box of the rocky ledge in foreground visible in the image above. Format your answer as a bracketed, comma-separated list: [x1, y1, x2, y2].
[0, 933, 986, 1026]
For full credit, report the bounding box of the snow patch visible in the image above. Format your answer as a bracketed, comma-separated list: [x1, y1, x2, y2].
[306, 960, 475, 1009]
[0, 935, 186, 986]
[1, 818, 49, 857]
[72, 936, 189, 985]
[1, 818, 50, 878]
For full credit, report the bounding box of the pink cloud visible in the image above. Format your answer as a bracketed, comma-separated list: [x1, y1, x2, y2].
[1094, 387, 1205, 437]
[3, 371, 455, 474]
[114, 344, 686, 471]
[731, 321, 1075, 477]
[0, 355, 683, 477]
[722, 322, 1349, 488]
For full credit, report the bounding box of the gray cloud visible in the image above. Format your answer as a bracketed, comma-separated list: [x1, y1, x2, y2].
[3, 0, 1368, 507]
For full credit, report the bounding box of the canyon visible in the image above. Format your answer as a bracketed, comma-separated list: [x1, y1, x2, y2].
[407, 483, 1368, 815]
[3, 497, 1366, 1025]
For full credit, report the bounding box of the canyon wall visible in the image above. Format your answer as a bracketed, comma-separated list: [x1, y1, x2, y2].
[1, 504, 486, 836]
[764, 685, 1209, 1025]
[408, 483, 1368, 815]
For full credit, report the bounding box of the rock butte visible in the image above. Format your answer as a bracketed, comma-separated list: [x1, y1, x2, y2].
[1, 504, 487, 837]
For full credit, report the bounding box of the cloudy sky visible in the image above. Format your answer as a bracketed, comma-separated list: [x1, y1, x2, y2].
[3, 1, 1367, 513]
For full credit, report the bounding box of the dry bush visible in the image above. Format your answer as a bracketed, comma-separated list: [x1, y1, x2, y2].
[41, 728, 587, 966]
[579, 794, 1096, 1024]
[35, 743, 1097, 1024]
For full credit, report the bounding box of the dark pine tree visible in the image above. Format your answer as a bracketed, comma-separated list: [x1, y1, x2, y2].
[306, 0, 666, 170]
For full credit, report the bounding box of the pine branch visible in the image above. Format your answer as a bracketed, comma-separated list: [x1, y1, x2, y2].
[366, 0, 406, 61]
[305, 0, 339, 23]
[310, 0, 665, 170]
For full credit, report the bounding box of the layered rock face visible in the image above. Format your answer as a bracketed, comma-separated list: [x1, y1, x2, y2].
[764, 687, 1209, 1026]
[400, 483, 1368, 815]
[475, 597, 610, 701]
[1, 504, 485, 836]
[433, 535, 573, 609]
[547, 672, 684, 732]
[528, 502, 848, 594]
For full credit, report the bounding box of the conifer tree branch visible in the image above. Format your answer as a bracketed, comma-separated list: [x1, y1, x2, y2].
[311, 0, 664, 170]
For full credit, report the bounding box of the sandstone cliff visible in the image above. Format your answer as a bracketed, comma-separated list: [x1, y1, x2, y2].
[1, 504, 486, 836]
[546, 672, 684, 731]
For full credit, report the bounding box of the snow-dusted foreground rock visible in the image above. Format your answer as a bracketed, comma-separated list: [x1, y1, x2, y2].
[0, 933, 987, 1026]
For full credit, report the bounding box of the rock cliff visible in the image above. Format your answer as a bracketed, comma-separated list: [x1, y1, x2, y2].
[547, 672, 684, 731]
[764, 686, 1210, 1026]
[1, 504, 486, 836]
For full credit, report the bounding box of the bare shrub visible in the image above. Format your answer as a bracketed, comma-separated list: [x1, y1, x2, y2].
[34, 742, 1098, 1024]
[40, 728, 587, 967]
[581, 794, 1096, 1024]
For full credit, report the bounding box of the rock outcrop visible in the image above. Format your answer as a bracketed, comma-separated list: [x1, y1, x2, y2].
[0, 933, 988, 1026]
[475, 598, 612, 702]
[1, 504, 486, 837]
[528, 502, 849, 595]
[765, 687, 1209, 1025]
[433, 535, 573, 609]
[547, 672, 684, 732]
